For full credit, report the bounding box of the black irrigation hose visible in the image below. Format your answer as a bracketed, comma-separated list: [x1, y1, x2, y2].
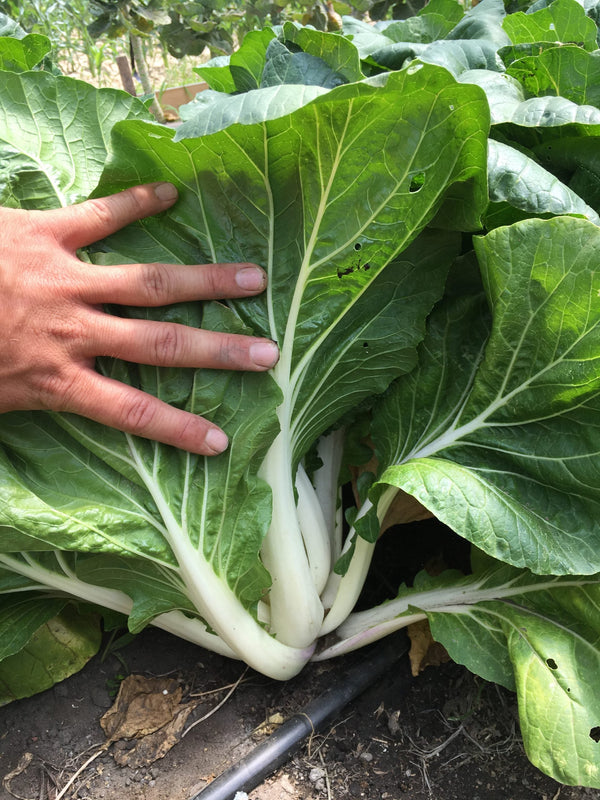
[190, 632, 410, 800]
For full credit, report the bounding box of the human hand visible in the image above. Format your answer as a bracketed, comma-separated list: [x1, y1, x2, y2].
[0, 183, 279, 454]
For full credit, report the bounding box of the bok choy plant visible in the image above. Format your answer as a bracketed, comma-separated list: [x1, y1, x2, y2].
[0, 0, 599, 786]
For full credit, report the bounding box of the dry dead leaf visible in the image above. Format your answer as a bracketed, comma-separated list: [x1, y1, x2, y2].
[252, 711, 286, 739]
[111, 702, 198, 768]
[100, 674, 201, 768]
[407, 619, 450, 677]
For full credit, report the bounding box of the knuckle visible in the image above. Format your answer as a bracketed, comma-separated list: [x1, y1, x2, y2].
[45, 313, 87, 346]
[119, 394, 158, 433]
[202, 266, 221, 298]
[34, 367, 79, 411]
[142, 263, 172, 303]
[218, 334, 244, 366]
[171, 413, 204, 449]
[84, 198, 117, 230]
[152, 324, 183, 364]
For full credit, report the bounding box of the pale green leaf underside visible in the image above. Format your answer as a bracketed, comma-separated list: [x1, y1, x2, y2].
[487, 138, 600, 224]
[0, 71, 150, 209]
[373, 216, 600, 575]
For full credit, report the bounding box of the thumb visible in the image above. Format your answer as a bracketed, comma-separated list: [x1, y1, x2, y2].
[43, 183, 178, 251]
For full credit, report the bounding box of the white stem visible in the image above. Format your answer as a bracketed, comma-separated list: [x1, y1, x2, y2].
[314, 611, 427, 660]
[319, 534, 376, 634]
[295, 462, 331, 595]
[259, 431, 324, 647]
[313, 428, 346, 561]
[319, 486, 397, 635]
[129, 438, 314, 678]
[0, 553, 236, 658]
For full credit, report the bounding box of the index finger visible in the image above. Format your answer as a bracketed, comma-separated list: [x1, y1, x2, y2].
[68, 369, 229, 455]
[43, 183, 179, 251]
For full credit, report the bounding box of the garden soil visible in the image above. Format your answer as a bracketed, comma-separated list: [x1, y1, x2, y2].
[1, 625, 598, 800]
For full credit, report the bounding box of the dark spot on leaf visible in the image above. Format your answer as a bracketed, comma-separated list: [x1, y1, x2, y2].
[363, 263, 370, 271]
[590, 726, 600, 743]
[354, 242, 362, 251]
[363, 342, 369, 348]
[546, 658, 558, 670]
[409, 172, 425, 193]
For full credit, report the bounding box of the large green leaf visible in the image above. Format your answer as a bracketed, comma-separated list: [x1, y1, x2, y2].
[506, 45, 600, 108]
[502, 0, 599, 51]
[0, 596, 101, 705]
[93, 66, 488, 462]
[486, 138, 600, 225]
[369, 216, 600, 575]
[326, 559, 600, 787]
[176, 85, 330, 139]
[0, 71, 150, 209]
[0, 32, 51, 72]
[260, 39, 347, 89]
[370, 0, 465, 43]
[281, 22, 365, 83]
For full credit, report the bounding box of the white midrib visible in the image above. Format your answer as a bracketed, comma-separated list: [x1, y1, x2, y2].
[256, 111, 355, 645]
[401, 348, 573, 463]
[126, 436, 312, 676]
[339, 574, 600, 638]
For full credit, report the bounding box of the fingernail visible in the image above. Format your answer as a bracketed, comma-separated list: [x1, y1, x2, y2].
[154, 182, 178, 202]
[205, 428, 229, 454]
[235, 266, 266, 291]
[250, 340, 280, 368]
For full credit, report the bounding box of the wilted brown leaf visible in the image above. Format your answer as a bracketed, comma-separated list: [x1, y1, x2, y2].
[100, 674, 201, 767]
[407, 619, 450, 677]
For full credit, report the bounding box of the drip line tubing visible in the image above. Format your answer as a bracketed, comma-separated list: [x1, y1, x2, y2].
[190, 632, 410, 800]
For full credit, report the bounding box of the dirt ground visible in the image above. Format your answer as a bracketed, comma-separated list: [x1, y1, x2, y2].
[1, 623, 599, 800]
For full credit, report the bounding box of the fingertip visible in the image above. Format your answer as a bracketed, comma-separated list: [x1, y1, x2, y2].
[205, 427, 229, 454]
[152, 182, 178, 205]
[235, 266, 267, 292]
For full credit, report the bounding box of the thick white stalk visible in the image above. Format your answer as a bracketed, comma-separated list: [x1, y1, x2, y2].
[259, 431, 325, 647]
[319, 534, 376, 634]
[319, 486, 397, 635]
[129, 441, 314, 678]
[313, 429, 346, 561]
[0, 553, 236, 658]
[314, 611, 427, 660]
[295, 462, 331, 595]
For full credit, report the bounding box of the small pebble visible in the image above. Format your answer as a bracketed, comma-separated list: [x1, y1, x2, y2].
[309, 767, 325, 783]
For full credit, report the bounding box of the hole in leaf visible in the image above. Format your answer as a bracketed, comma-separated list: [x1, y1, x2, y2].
[354, 242, 362, 251]
[546, 658, 558, 670]
[409, 172, 425, 193]
[590, 726, 600, 743]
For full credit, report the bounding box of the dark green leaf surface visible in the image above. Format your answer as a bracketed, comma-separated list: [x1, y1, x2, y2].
[507, 46, 600, 108]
